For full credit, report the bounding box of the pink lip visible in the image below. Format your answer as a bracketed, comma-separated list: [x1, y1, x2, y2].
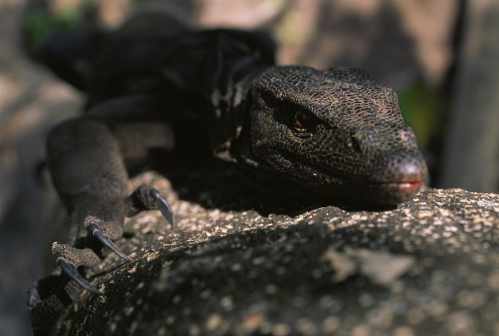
[386, 180, 424, 194]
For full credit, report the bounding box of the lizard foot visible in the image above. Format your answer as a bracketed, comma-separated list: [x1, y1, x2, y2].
[52, 242, 102, 294]
[85, 186, 173, 262]
[52, 186, 172, 295]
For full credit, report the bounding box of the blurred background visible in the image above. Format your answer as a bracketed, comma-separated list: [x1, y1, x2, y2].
[1, 0, 498, 335]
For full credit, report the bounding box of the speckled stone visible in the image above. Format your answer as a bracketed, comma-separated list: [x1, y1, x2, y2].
[33, 162, 499, 336]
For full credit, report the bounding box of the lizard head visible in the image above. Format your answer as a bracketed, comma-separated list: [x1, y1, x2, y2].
[237, 65, 428, 207]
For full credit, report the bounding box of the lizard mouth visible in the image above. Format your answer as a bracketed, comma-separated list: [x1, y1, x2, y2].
[371, 179, 425, 195]
[360, 151, 428, 205]
[319, 160, 428, 207]
[323, 178, 426, 208]
[310, 175, 426, 208]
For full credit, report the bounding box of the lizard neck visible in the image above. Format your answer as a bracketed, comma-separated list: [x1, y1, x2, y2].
[210, 61, 269, 161]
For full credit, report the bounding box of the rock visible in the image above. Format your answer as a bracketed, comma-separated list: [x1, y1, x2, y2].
[30, 162, 499, 336]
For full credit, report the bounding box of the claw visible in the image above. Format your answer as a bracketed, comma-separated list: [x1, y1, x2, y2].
[57, 257, 101, 295]
[150, 188, 175, 226]
[87, 223, 129, 261]
[128, 185, 175, 226]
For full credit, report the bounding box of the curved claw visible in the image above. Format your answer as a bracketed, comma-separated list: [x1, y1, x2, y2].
[128, 185, 175, 226]
[151, 189, 175, 226]
[57, 257, 101, 295]
[87, 223, 129, 261]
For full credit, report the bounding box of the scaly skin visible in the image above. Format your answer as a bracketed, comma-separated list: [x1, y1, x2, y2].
[238, 65, 427, 206]
[31, 14, 427, 301]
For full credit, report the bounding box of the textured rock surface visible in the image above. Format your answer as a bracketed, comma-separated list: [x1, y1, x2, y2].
[31, 162, 499, 336]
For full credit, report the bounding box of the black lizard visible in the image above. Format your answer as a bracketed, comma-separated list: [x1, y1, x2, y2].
[34, 13, 428, 294]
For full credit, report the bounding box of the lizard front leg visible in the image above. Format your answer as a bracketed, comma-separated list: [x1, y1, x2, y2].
[46, 118, 174, 293]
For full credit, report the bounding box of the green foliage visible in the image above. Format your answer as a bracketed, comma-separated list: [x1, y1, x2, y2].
[24, 10, 79, 48]
[23, 1, 97, 50]
[398, 82, 442, 147]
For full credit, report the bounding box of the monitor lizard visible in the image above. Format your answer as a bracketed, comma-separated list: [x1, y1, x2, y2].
[34, 14, 428, 295]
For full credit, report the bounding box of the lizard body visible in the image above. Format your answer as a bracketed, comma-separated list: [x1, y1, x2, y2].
[35, 14, 427, 294]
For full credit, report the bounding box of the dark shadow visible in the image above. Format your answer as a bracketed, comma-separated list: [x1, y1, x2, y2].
[155, 158, 325, 216]
[151, 157, 396, 217]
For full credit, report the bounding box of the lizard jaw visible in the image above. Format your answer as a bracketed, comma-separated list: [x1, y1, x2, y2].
[310, 178, 426, 208]
[306, 159, 427, 207]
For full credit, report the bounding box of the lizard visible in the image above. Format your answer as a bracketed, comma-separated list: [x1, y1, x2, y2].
[33, 12, 428, 296]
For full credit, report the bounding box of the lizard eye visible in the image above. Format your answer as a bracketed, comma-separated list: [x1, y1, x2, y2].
[291, 110, 316, 138]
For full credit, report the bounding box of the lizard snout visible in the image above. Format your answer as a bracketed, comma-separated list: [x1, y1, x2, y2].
[368, 151, 428, 204]
[381, 151, 427, 182]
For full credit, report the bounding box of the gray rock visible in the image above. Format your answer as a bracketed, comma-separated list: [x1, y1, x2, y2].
[31, 164, 499, 336]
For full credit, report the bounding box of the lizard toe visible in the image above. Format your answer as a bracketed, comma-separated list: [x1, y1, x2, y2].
[127, 185, 175, 226]
[51, 242, 102, 294]
[87, 222, 129, 261]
